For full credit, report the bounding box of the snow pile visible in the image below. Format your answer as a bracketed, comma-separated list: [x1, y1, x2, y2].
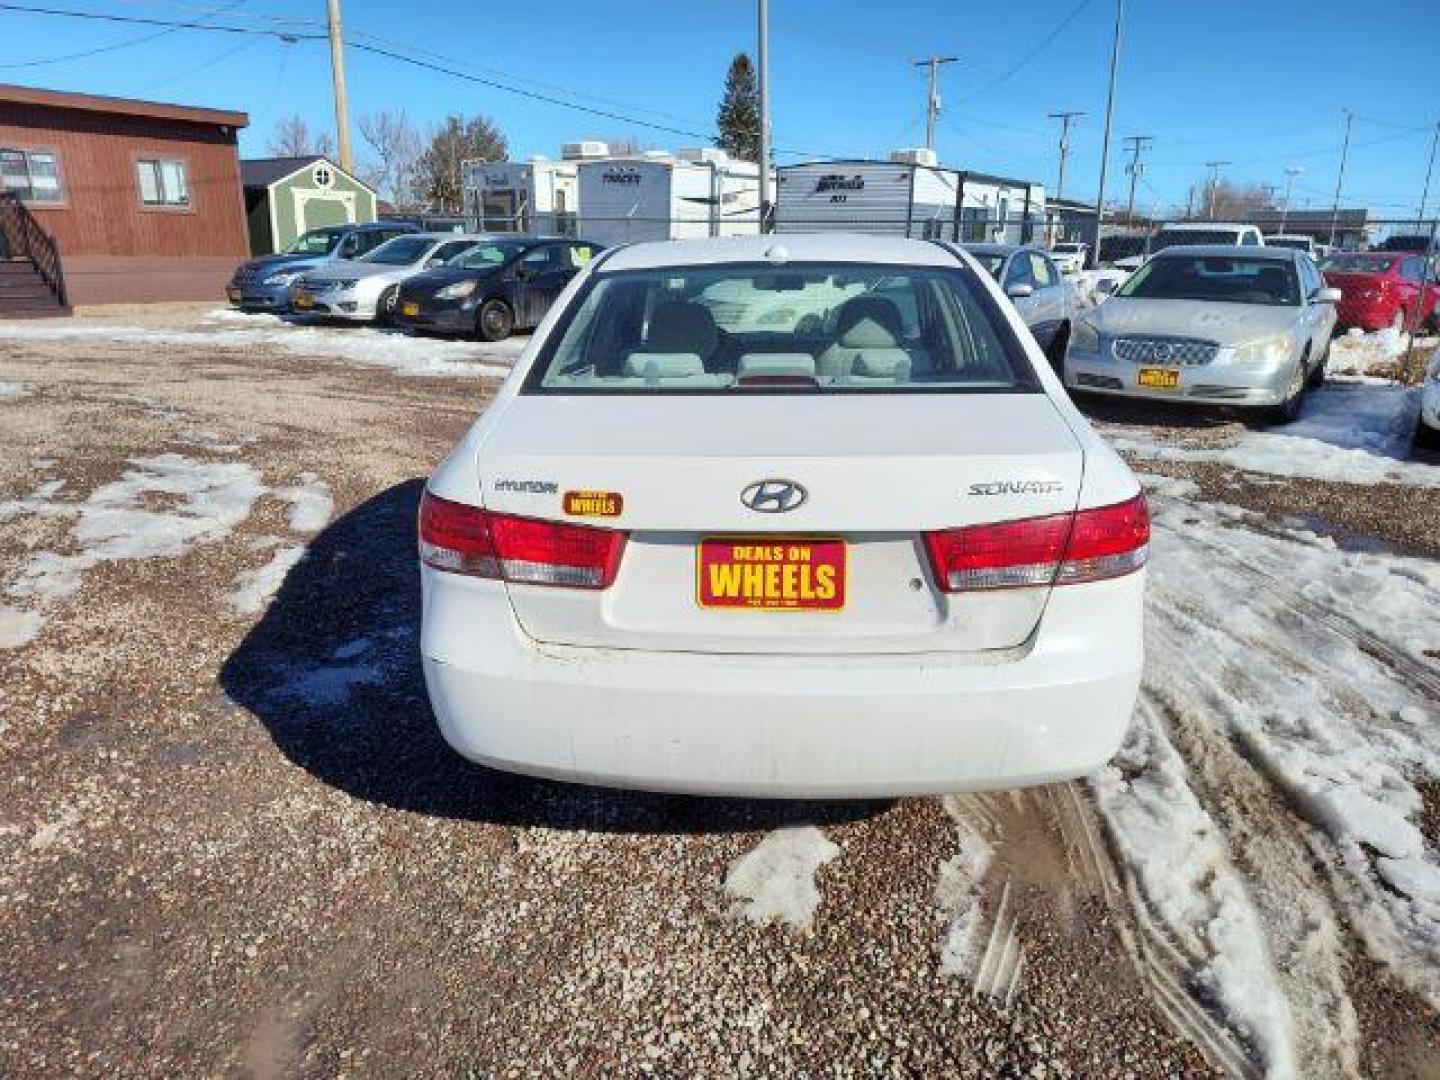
[0, 381, 30, 400]
[1133, 475, 1440, 1006]
[724, 826, 840, 931]
[934, 803, 995, 975]
[0, 321, 520, 379]
[1327, 327, 1410, 376]
[1106, 379, 1439, 487]
[1093, 702, 1297, 1076]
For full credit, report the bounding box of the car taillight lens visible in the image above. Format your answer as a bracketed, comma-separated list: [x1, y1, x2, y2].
[924, 493, 1149, 591]
[418, 491, 625, 589]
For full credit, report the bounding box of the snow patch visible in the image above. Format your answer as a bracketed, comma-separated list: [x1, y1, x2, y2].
[228, 545, 305, 616]
[934, 804, 994, 975]
[0, 454, 265, 648]
[1327, 327, 1433, 377]
[1092, 704, 1297, 1077]
[1107, 379, 1439, 487]
[0, 320, 518, 378]
[274, 472, 333, 532]
[724, 826, 840, 931]
[0, 381, 30, 400]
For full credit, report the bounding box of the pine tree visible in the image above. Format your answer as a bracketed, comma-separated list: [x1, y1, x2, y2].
[715, 53, 760, 164]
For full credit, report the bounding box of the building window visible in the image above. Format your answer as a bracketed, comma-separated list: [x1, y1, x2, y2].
[136, 158, 190, 207]
[0, 148, 63, 203]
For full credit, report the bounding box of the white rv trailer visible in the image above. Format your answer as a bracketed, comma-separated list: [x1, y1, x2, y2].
[775, 150, 1045, 243]
[460, 155, 579, 236]
[575, 148, 761, 247]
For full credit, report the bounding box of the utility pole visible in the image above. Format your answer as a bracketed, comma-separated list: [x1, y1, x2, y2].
[757, 0, 771, 232]
[1048, 111, 1084, 203]
[1122, 135, 1152, 224]
[914, 56, 959, 151]
[325, 0, 353, 174]
[1417, 121, 1439, 228]
[1088, 0, 1124, 269]
[1280, 166, 1302, 234]
[1329, 109, 1353, 248]
[1203, 161, 1229, 219]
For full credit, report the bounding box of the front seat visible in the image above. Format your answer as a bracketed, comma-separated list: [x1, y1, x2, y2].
[817, 296, 910, 379]
[642, 300, 720, 365]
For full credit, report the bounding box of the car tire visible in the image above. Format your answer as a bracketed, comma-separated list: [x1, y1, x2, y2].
[476, 298, 514, 342]
[1306, 344, 1328, 389]
[375, 286, 399, 326]
[1046, 323, 1070, 373]
[1265, 360, 1307, 425]
[1416, 417, 1440, 450]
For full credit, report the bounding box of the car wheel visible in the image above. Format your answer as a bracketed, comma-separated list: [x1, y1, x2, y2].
[1264, 360, 1307, 425]
[1306, 343, 1328, 389]
[1045, 323, 1069, 373]
[375, 286, 399, 326]
[477, 298, 514, 341]
[1416, 417, 1440, 450]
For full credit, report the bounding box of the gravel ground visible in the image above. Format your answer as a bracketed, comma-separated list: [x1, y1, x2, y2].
[0, 306, 1435, 1078]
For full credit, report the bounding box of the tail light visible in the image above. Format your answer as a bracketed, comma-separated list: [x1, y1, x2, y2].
[419, 491, 625, 589]
[924, 493, 1148, 591]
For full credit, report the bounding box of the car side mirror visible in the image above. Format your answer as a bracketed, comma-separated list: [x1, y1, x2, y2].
[1313, 287, 1342, 304]
[1006, 283, 1035, 299]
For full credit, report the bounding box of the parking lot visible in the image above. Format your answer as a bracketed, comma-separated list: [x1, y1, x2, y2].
[1, 306, 1438, 1078]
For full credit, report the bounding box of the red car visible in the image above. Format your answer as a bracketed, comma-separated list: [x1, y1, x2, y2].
[1321, 252, 1440, 332]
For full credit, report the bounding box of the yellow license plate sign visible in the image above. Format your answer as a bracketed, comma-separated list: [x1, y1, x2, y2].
[564, 490, 623, 518]
[1137, 366, 1181, 389]
[401, 301, 419, 317]
[226, 286, 240, 302]
[697, 537, 846, 611]
[293, 292, 313, 309]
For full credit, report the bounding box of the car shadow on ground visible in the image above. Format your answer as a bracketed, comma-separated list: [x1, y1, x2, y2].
[1070, 392, 1240, 429]
[219, 480, 883, 834]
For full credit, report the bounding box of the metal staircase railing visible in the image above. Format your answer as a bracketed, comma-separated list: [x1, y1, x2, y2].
[0, 190, 67, 307]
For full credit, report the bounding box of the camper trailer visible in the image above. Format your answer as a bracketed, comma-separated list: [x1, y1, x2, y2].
[775, 150, 1045, 243]
[576, 148, 761, 247]
[461, 155, 579, 236]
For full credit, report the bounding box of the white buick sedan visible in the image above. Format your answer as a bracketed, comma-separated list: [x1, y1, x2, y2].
[419, 234, 1147, 798]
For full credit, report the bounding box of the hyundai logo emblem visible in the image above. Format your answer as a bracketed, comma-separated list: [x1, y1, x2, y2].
[741, 479, 807, 513]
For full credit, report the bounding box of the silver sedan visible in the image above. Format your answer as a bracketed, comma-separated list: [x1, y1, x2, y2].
[1064, 245, 1339, 423]
[290, 233, 491, 323]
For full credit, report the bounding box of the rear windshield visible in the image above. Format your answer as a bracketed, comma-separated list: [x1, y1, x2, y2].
[1323, 254, 1396, 274]
[1115, 255, 1300, 306]
[1263, 237, 1311, 251]
[1052, 244, 1084, 254]
[1152, 229, 1244, 250]
[525, 262, 1037, 394]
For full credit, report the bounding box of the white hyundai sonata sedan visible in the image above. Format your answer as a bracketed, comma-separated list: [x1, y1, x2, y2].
[419, 234, 1148, 798]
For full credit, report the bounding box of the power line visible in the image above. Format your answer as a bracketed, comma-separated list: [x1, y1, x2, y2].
[0, 0, 252, 68]
[962, 0, 1096, 103]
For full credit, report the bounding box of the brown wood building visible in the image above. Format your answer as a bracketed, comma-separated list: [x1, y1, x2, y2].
[0, 84, 249, 307]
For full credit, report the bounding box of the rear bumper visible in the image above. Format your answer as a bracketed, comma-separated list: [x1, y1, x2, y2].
[420, 568, 1144, 798]
[1064, 345, 1293, 407]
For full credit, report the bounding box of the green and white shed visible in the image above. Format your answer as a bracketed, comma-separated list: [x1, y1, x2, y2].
[240, 155, 377, 254]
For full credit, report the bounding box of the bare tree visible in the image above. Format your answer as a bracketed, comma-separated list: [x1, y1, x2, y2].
[1195, 176, 1272, 221]
[358, 109, 422, 209]
[414, 114, 508, 213]
[268, 115, 335, 158]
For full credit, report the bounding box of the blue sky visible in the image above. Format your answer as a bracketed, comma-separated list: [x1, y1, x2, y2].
[2, 0, 1436, 219]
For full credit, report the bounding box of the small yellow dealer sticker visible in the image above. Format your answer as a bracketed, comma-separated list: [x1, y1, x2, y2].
[563, 490, 623, 517]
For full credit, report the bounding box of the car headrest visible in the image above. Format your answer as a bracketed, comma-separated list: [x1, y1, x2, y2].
[735, 353, 817, 380]
[835, 296, 904, 348]
[623, 352, 707, 381]
[645, 300, 719, 358]
[851, 350, 911, 380]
